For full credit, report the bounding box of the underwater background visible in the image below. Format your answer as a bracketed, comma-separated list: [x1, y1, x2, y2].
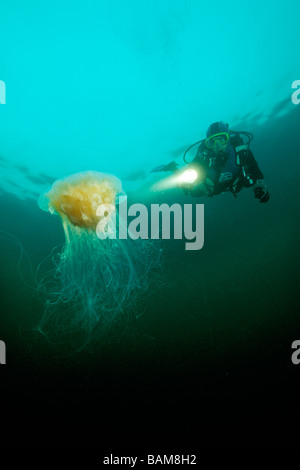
[1, 0, 300, 450]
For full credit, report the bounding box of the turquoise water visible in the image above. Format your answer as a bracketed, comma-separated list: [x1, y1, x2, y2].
[0, 0, 299, 198]
[1, 0, 300, 450]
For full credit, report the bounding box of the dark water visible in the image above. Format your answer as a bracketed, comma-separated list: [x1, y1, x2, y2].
[1, 108, 300, 450]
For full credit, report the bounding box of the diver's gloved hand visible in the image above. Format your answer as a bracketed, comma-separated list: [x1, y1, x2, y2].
[254, 179, 270, 203]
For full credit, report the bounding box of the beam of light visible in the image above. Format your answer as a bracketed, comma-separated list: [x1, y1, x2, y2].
[151, 167, 202, 192]
[176, 168, 199, 184]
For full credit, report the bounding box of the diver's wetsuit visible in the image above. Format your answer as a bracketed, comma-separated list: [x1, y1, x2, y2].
[189, 139, 264, 198]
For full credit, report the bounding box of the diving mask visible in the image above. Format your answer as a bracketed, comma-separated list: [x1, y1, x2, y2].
[205, 132, 229, 149]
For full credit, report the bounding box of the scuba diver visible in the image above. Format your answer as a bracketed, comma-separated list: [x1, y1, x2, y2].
[153, 121, 270, 202]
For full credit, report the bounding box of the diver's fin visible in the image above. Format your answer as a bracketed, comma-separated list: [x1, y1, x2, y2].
[151, 161, 179, 173]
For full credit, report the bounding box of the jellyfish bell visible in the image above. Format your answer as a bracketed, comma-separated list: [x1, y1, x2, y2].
[37, 171, 160, 349]
[38, 170, 122, 229]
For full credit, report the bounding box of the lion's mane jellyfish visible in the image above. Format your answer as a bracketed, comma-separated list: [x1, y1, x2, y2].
[38, 171, 160, 347]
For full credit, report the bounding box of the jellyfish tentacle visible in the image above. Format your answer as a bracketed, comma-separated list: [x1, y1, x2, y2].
[37, 171, 161, 347]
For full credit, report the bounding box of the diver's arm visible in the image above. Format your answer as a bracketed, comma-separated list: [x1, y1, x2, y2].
[188, 184, 210, 198]
[245, 149, 264, 182]
[246, 150, 270, 203]
[182, 163, 213, 198]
